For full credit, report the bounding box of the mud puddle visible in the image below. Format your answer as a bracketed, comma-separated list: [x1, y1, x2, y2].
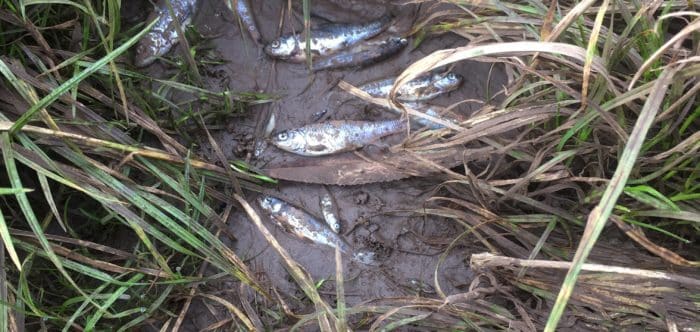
[150, 0, 507, 328]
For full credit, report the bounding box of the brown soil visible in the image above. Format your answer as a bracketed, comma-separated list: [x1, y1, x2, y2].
[156, 0, 507, 329]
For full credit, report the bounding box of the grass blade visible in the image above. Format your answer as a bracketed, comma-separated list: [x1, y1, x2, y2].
[543, 67, 678, 331]
[84, 274, 144, 330]
[0, 206, 22, 271]
[303, 0, 312, 69]
[0, 133, 98, 309]
[335, 248, 347, 332]
[9, 16, 158, 134]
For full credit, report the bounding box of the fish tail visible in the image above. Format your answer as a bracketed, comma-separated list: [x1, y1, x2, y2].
[234, 0, 263, 45]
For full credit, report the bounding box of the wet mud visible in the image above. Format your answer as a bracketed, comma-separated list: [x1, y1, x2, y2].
[140, 0, 507, 328]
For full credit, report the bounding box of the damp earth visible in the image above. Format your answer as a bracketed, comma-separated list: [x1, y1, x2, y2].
[133, 0, 506, 329]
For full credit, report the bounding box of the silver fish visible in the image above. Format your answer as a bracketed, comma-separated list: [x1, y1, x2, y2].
[258, 195, 379, 265]
[320, 193, 340, 233]
[228, 0, 262, 45]
[264, 15, 392, 62]
[360, 71, 463, 102]
[311, 36, 407, 71]
[257, 195, 352, 253]
[135, 0, 198, 67]
[271, 119, 405, 156]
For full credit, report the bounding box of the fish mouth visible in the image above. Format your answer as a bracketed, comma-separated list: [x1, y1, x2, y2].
[263, 41, 301, 61]
[448, 73, 465, 86]
[268, 135, 287, 150]
[262, 44, 280, 58]
[274, 47, 305, 62]
[434, 73, 463, 91]
[264, 50, 301, 62]
[257, 195, 274, 210]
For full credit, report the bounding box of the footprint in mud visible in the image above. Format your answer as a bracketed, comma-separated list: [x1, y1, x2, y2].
[354, 191, 370, 205]
[357, 235, 392, 263]
[232, 133, 256, 157]
[352, 190, 384, 211]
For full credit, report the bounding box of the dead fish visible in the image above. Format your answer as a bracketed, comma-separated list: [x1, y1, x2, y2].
[271, 119, 405, 156]
[360, 71, 463, 102]
[257, 195, 352, 253]
[229, 0, 262, 45]
[320, 193, 341, 233]
[135, 0, 198, 67]
[258, 195, 380, 265]
[264, 15, 392, 62]
[392, 102, 462, 130]
[311, 36, 408, 71]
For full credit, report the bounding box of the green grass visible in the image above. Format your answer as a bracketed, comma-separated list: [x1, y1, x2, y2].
[0, 0, 273, 329]
[0, 0, 698, 330]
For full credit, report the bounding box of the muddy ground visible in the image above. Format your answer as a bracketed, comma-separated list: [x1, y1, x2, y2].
[134, 0, 507, 329]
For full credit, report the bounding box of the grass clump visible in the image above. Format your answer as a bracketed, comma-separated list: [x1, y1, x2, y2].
[0, 0, 273, 329]
[370, 0, 700, 330]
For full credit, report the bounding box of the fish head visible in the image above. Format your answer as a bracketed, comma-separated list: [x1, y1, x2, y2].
[134, 37, 159, 67]
[257, 195, 282, 213]
[433, 72, 463, 91]
[386, 37, 408, 49]
[271, 129, 307, 154]
[264, 37, 301, 60]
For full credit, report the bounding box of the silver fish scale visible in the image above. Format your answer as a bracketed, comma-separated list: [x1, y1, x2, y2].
[135, 0, 198, 67]
[333, 120, 400, 149]
[361, 76, 435, 99]
[279, 33, 351, 60]
[310, 37, 407, 71]
[264, 15, 391, 62]
[272, 119, 405, 156]
[307, 17, 389, 50]
[360, 71, 463, 102]
[320, 194, 341, 233]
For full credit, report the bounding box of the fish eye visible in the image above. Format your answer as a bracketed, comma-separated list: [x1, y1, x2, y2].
[447, 73, 458, 80]
[276, 132, 288, 141]
[270, 40, 280, 48]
